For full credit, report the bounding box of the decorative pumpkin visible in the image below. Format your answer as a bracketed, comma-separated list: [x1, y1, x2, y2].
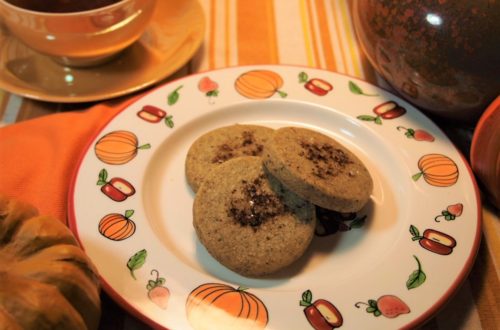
[98, 210, 136, 241]
[412, 153, 459, 187]
[186, 283, 269, 330]
[235, 70, 286, 99]
[0, 195, 101, 330]
[94, 130, 150, 165]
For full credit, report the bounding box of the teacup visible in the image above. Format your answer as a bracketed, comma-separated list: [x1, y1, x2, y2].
[0, 0, 157, 67]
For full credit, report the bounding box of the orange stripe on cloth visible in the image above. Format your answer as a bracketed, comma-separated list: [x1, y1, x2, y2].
[224, 0, 231, 67]
[306, 0, 321, 67]
[236, 0, 278, 65]
[315, 0, 337, 71]
[208, 0, 217, 70]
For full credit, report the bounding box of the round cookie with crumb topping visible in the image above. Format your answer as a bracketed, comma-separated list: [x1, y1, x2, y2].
[193, 156, 316, 277]
[185, 124, 274, 192]
[263, 127, 373, 212]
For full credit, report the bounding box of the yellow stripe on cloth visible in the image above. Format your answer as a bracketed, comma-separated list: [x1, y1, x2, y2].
[338, 0, 363, 78]
[299, 0, 315, 67]
[236, 0, 279, 65]
[329, 0, 348, 74]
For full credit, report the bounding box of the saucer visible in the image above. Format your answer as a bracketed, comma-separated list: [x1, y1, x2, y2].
[0, 0, 205, 103]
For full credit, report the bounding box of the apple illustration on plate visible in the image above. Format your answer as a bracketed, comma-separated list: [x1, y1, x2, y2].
[300, 290, 343, 329]
[137, 105, 169, 124]
[299, 72, 333, 96]
[97, 169, 135, 202]
[410, 225, 457, 255]
[305, 78, 333, 96]
[357, 101, 407, 124]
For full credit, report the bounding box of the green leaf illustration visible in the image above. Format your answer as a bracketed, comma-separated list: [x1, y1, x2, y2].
[412, 172, 423, 181]
[127, 249, 147, 280]
[299, 71, 309, 83]
[147, 280, 156, 290]
[168, 85, 183, 105]
[206, 90, 219, 97]
[409, 225, 419, 238]
[277, 90, 288, 98]
[124, 209, 135, 219]
[349, 81, 379, 96]
[165, 115, 174, 128]
[349, 81, 363, 95]
[406, 255, 426, 290]
[300, 289, 313, 306]
[97, 169, 108, 186]
[357, 115, 376, 121]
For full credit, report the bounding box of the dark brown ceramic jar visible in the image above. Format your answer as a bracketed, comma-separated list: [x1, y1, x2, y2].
[352, 0, 500, 122]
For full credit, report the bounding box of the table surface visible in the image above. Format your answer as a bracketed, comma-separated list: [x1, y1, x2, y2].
[0, 1, 498, 329]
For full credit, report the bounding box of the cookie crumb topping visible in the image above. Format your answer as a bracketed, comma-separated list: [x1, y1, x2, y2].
[299, 141, 353, 179]
[212, 131, 265, 164]
[228, 175, 287, 229]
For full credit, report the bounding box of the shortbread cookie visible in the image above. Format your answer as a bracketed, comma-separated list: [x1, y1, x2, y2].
[263, 127, 373, 212]
[185, 124, 274, 192]
[193, 156, 316, 277]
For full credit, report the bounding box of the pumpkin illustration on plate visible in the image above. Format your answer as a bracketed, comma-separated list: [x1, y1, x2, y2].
[98, 209, 136, 241]
[94, 130, 151, 165]
[235, 70, 287, 99]
[412, 154, 459, 187]
[186, 283, 269, 330]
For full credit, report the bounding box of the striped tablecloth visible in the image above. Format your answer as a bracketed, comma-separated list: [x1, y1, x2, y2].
[0, 1, 498, 329]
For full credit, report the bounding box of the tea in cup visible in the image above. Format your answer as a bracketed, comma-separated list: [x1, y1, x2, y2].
[0, 0, 157, 67]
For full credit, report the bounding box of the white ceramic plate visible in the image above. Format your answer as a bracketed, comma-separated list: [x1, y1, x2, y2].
[69, 65, 481, 330]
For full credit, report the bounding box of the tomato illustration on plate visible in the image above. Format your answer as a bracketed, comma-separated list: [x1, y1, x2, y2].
[300, 290, 343, 329]
[355, 295, 410, 318]
[147, 269, 170, 309]
[199, 76, 220, 103]
[435, 203, 463, 222]
[397, 126, 435, 142]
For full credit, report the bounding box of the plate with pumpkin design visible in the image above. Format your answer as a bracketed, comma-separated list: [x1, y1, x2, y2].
[68, 65, 481, 330]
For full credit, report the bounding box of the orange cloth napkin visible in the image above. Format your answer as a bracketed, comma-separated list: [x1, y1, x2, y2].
[0, 96, 140, 223]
